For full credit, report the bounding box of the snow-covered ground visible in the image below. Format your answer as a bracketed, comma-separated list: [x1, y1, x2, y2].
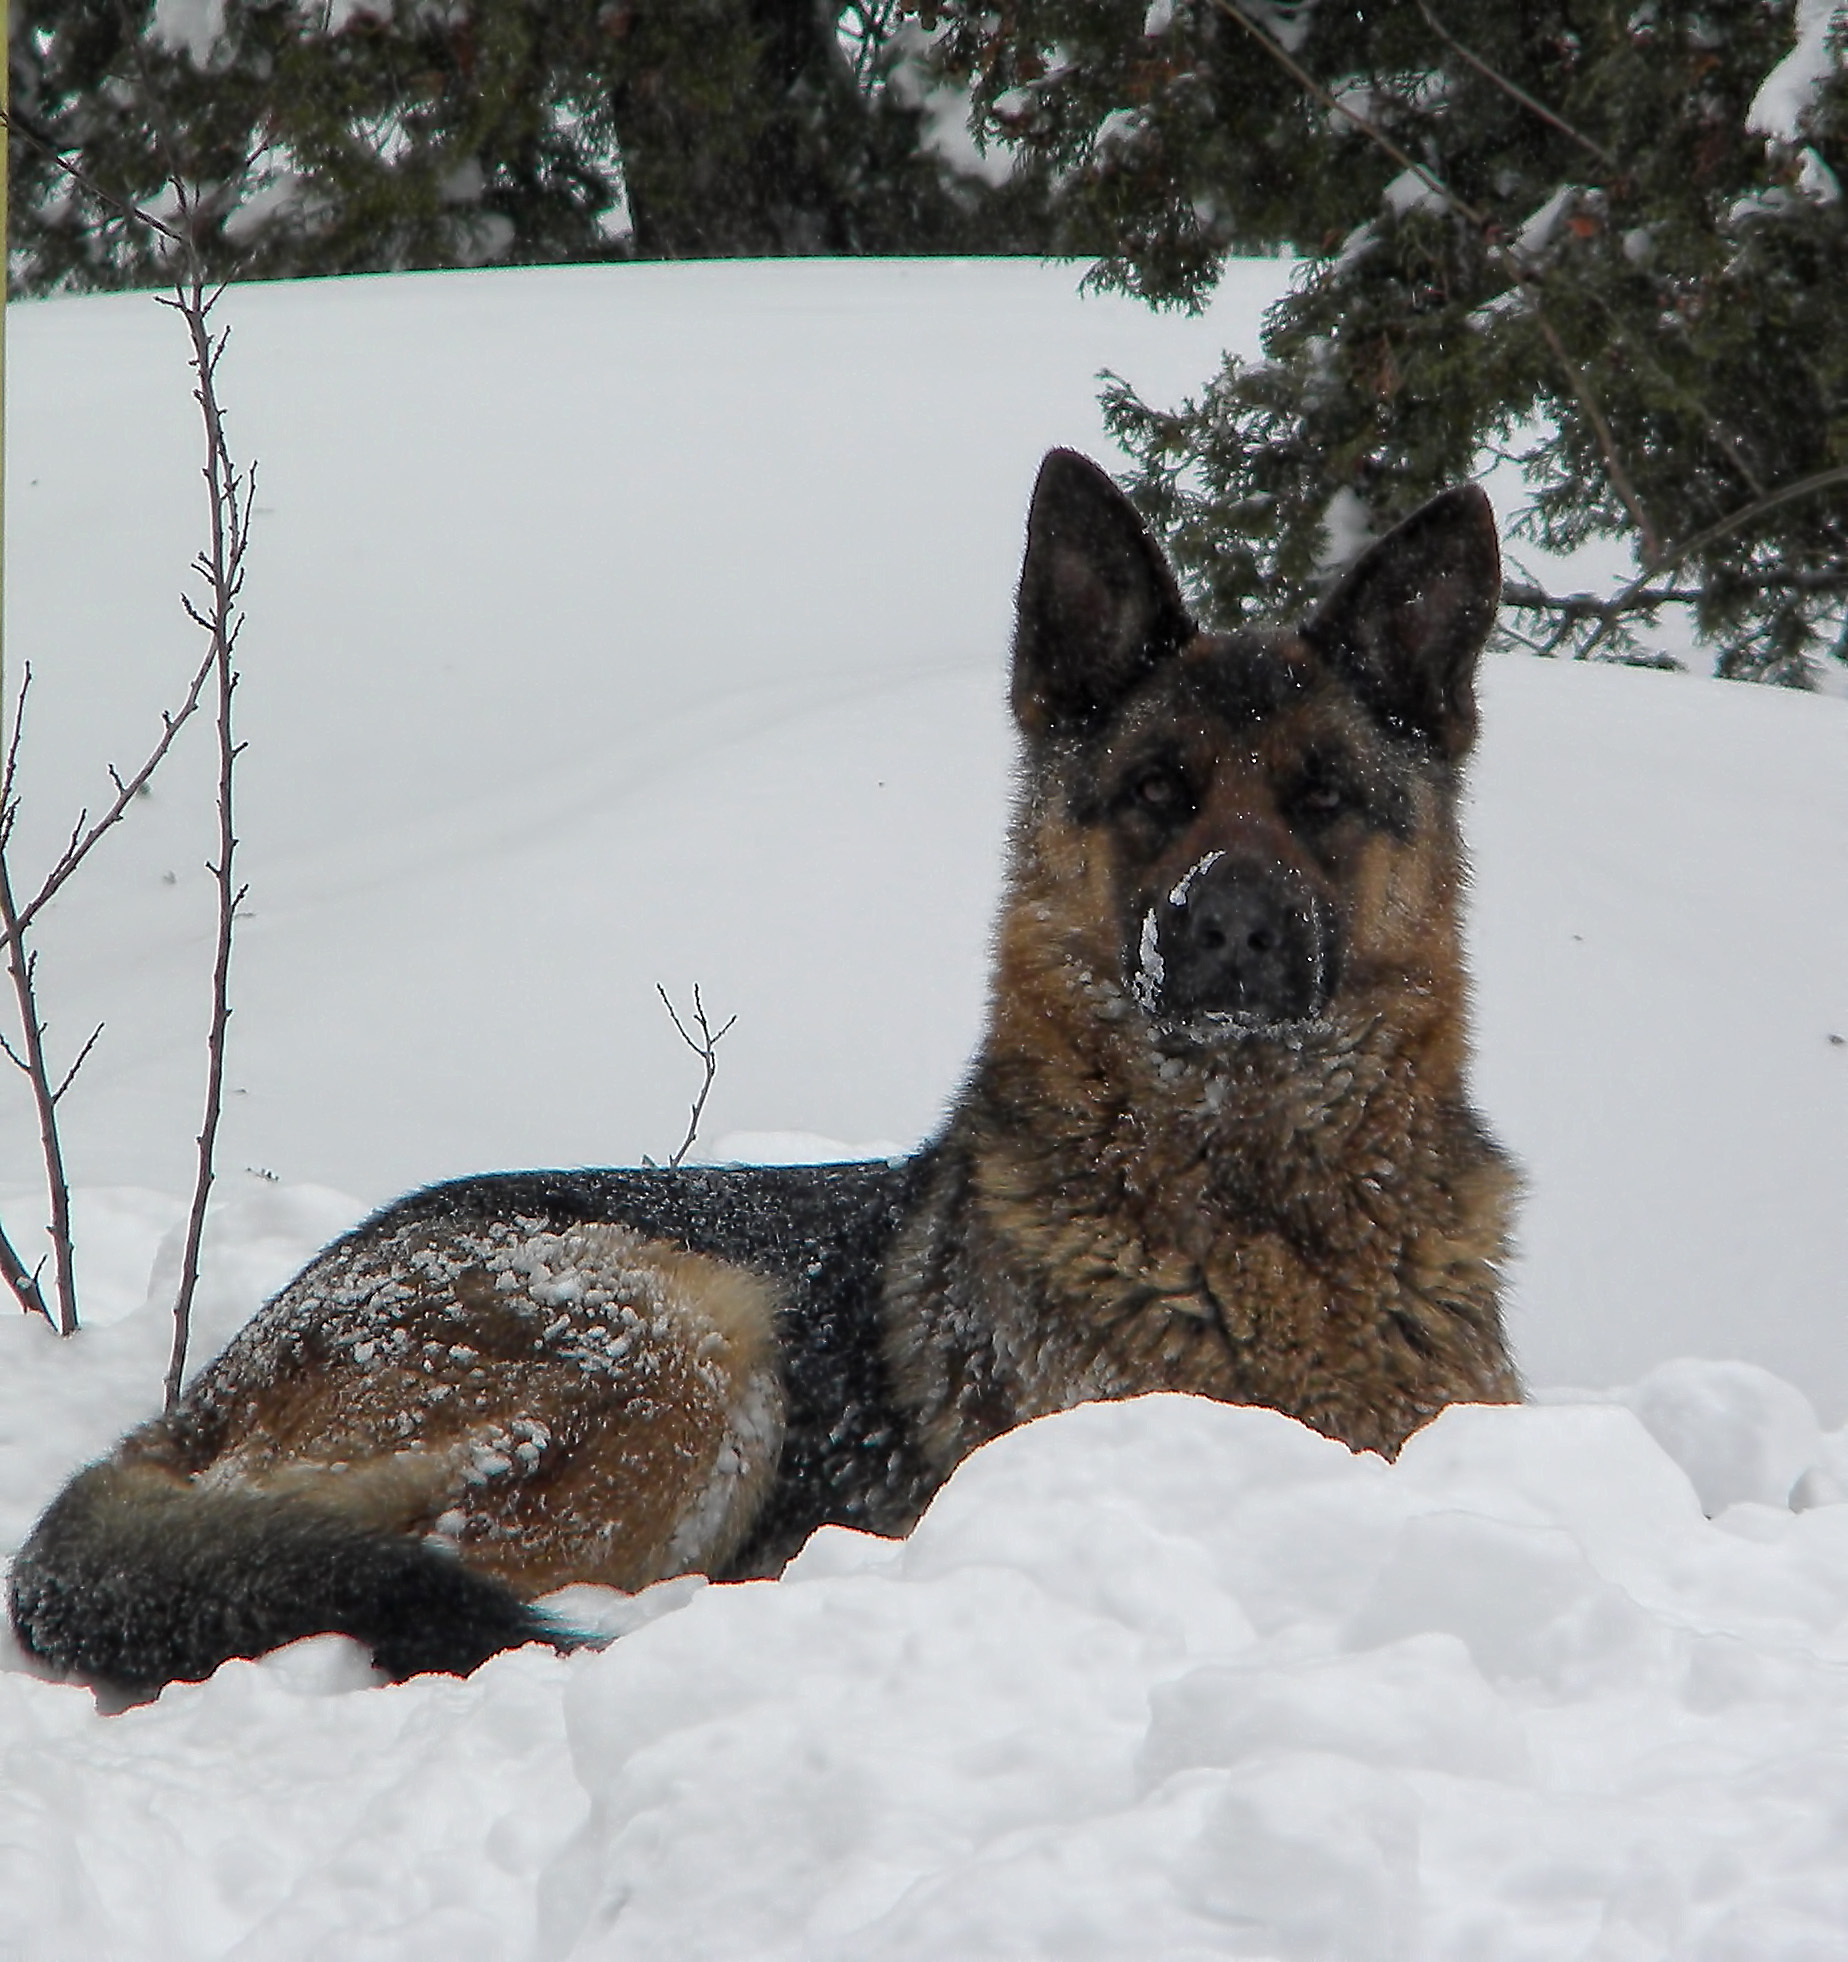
[0, 258, 1845, 1956]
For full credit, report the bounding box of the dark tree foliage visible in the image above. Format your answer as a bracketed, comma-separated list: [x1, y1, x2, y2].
[609, 0, 1058, 256]
[929, 0, 1848, 682]
[9, 1, 634, 285]
[5, 0, 1070, 293]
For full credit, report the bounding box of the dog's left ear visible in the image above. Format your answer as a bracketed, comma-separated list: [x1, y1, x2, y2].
[1012, 450, 1194, 739]
[1305, 485, 1500, 759]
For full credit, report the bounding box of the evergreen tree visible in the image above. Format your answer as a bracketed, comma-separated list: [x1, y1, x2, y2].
[606, 0, 1058, 256]
[9, 1, 634, 287]
[4, 1, 1067, 293]
[928, 0, 1848, 682]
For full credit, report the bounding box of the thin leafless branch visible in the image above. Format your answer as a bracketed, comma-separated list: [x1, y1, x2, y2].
[0, 852, 82, 1335]
[0, 647, 218, 959]
[163, 212, 253, 1409]
[0, 103, 186, 247]
[656, 984, 738, 1170]
[52, 1025, 107, 1105]
[0, 1231, 55, 1327]
[0, 903, 57, 1325]
[0, 91, 257, 1357]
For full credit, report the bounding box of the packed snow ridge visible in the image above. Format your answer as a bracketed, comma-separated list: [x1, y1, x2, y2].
[5, 1359, 1848, 1957]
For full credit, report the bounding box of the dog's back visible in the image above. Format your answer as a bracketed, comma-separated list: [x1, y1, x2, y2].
[10, 452, 1518, 1697]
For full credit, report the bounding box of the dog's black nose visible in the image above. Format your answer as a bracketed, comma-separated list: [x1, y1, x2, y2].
[1137, 854, 1334, 1026]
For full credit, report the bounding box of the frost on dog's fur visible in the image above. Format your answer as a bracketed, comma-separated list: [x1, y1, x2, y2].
[10, 452, 1518, 1696]
[174, 1216, 787, 1595]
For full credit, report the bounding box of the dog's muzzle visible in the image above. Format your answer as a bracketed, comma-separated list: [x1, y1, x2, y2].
[1131, 850, 1339, 1031]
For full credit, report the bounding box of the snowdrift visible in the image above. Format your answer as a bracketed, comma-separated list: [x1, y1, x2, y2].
[6, 1388, 1848, 1956]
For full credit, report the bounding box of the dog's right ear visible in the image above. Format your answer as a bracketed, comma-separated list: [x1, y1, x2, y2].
[1012, 450, 1194, 740]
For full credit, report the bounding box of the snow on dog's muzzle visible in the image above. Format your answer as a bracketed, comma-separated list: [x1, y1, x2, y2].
[1131, 849, 1338, 1030]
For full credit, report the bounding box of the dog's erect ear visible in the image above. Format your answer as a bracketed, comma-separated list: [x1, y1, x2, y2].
[1305, 485, 1500, 759]
[1012, 450, 1194, 739]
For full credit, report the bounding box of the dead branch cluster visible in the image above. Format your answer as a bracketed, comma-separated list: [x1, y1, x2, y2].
[0, 130, 248, 1404]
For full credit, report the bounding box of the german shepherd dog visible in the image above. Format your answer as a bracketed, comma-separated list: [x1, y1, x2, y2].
[10, 453, 1519, 1697]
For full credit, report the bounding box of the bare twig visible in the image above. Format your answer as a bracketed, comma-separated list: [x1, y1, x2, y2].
[162, 198, 253, 1410]
[0, 564, 214, 1346]
[52, 1025, 107, 1105]
[0, 673, 85, 1330]
[0, 87, 256, 1359]
[656, 984, 737, 1170]
[0, 646, 218, 957]
[0, 670, 29, 851]
[0, 1238, 54, 1326]
[0, 859, 82, 1335]
[0, 698, 50, 1323]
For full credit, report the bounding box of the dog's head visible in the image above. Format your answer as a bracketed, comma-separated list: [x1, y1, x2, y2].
[1007, 450, 1499, 1045]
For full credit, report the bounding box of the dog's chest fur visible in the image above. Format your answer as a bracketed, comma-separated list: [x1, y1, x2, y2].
[882, 1009, 1517, 1468]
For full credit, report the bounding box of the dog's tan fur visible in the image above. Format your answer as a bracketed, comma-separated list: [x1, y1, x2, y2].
[126, 1220, 785, 1596]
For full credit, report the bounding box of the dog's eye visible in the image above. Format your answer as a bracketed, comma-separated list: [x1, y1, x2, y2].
[1131, 767, 1190, 815]
[1290, 774, 1350, 822]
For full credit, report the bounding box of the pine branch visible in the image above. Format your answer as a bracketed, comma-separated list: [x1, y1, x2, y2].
[1205, 0, 1665, 564]
[1414, 2, 1617, 170]
[1524, 311, 1661, 564]
[1504, 567, 1848, 619]
[1575, 463, 1848, 659]
[1208, 0, 1474, 223]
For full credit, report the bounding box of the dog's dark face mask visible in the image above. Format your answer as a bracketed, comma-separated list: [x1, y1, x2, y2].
[1008, 451, 1500, 1043]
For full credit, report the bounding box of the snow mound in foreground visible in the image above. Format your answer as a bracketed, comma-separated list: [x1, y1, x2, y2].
[6, 1381, 1848, 1959]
